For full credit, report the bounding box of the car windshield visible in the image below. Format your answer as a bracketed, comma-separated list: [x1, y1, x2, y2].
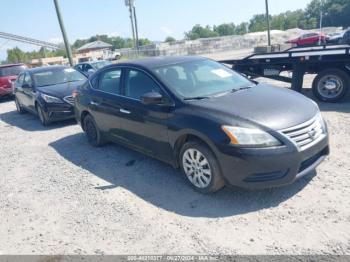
[0, 65, 26, 77]
[153, 59, 254, 99]
[33, 68, 86, 87]
[91, 61, 112, 70]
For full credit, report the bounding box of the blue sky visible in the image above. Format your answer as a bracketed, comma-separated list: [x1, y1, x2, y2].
[0, 0, 310, 60]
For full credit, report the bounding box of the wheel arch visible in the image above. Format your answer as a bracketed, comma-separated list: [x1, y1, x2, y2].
[173, 131, 219, 169]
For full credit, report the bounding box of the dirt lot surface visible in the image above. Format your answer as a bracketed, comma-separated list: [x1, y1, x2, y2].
[1, 76, 350, 255]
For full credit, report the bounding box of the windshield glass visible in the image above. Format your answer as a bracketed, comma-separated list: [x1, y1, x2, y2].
[91, 61, 112, 70]
[0, 65, 26, 77]
[153, 59, 253, 99]
[33, 68, 86, 87]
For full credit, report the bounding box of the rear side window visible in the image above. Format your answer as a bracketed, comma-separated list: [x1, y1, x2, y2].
[97, 69, 122, 95]
[125, 70, 160, 100]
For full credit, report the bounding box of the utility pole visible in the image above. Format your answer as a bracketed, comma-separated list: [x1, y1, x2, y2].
[133, 5, 139, 51]
[53, 0, 73, 66]
[265, 0, 271, 46]
[126, 0, 136, 49]
[319, 0, 324, 45]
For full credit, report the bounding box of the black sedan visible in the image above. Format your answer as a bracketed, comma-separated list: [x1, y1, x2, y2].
[74, 56, 329, 193]
[14, 66, 86, 126]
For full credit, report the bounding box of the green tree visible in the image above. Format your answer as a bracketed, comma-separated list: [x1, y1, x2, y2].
[235, 22, 249, 35]
[165, 36, 176, 43]
[138, 38, 152, 46]
[249, 14, 269, 32]
[7, 47, 27, 63]
[185, 24, 219, 40]
[214, 23, 236, 36]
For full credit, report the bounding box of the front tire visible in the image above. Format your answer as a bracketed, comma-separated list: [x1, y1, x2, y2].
[15, 97, 25, 114]
[37, 104, 50, 126]
[312, 69, 350, 102]
[83, 114, 106, 147]
[180, 141, 225, 194]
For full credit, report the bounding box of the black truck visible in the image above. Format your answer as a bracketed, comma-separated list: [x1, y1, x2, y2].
[221, 44, 350, 103]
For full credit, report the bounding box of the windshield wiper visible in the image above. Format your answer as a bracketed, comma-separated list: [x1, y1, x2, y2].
[183, 96, 211, 101]
[232, 85, 256, 93]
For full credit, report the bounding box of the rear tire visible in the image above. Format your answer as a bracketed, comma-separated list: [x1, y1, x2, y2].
[179, 141, 225, 194]
[15, 97, 25, 114]
[83, 114, 106, 147]
[37, 104, 50, 126]
[312, 69, 350, 102]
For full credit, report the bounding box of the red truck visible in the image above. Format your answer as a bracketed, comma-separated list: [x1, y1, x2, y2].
[0, 63, 27, 98]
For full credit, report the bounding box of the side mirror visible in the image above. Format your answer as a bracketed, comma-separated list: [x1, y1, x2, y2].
[141, 92, 163, 105]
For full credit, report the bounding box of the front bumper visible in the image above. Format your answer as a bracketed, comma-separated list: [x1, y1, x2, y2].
[43, 103, 75, 122]
[216, 134, 329, 189]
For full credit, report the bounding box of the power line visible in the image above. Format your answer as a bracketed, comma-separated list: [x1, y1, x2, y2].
[0, 32, 61, 50]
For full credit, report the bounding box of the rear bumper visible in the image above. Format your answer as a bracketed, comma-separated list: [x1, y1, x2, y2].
[216, 134, 329, 190]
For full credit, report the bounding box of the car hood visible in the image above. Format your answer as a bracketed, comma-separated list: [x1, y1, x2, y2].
[188, 84, 319, 131]
[36, 80, 85, 98]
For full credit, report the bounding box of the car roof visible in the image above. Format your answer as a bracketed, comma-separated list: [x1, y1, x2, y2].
[0, 63, 25, 69]
[27, 65, 69, 74]
[116, 56, 206, 69]
[77, 60, 109, 65]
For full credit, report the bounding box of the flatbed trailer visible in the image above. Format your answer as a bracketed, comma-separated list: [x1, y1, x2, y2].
[220, 44, 350, 102]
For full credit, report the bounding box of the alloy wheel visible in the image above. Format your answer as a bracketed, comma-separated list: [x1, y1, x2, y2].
[182, 148, 212, 188]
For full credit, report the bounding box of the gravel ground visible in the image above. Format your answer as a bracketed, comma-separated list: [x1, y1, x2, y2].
[0, 77, 350, 255]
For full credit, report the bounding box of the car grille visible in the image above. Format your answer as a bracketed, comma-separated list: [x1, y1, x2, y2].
[281, 115, 325, 150]
[63, 95, 75, 106]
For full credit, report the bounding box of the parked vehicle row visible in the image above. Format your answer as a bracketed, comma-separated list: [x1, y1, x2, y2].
[10, 56, 329, 193]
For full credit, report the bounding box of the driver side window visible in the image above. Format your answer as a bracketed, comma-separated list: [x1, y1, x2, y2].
[17, 74, 25, 85]
[23, 73, 32, 86]
[125, 69, 161, 100]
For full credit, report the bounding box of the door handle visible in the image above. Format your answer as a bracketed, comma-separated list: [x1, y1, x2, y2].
[120, 108, 131, 114]
[90, 101, 100, 106]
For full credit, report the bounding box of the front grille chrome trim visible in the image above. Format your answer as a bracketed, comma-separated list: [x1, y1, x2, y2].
[280, 115, 325, 150]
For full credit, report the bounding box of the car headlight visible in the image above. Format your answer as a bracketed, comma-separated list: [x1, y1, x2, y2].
[222, 126, 282, 147]
[316, 113, 327, 133]
[41, 94, 63, 103]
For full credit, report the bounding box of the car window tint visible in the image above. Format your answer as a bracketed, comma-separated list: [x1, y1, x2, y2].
[125, 70, 160, 100]
[23, 73, 32, 86]
[84, 64, 93, 71]
[98, 69, 122, 95]
[17, 74, 25, 85]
